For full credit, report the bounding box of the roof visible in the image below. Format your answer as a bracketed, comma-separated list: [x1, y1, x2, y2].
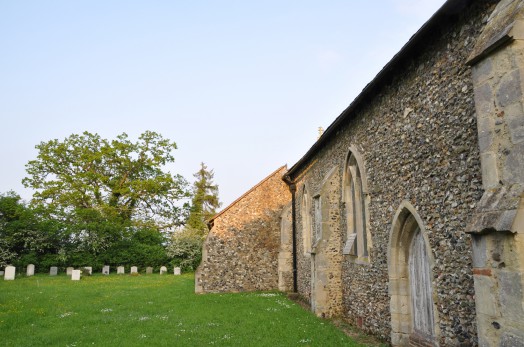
[284, 0, 476, 181]
[207, 165, 288, 228]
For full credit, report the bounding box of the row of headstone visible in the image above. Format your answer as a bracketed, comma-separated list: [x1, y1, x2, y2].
[2, 264, 35, 280]
[2, 265, 182, 279]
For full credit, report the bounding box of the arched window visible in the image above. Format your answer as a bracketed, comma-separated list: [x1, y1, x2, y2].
[313, 195, 322, 245]
[301, 187, 312, 255]
[342, 150, 368, 258]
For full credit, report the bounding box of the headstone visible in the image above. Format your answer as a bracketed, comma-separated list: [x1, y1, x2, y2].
[117, 266, 125, 274]
[83, 267, 92, 275]
[0, 271, 4, 276]
[50, 266, 58, 276]
[160, 266, 167, 275]
[102, 265, 110, 275]
[71, 270, 81, 281]
[130, 266, 138, 274]
[4, 266, 15, 280]
[174, 267, 181, 275]
[26, 264, 35, 277]
[66, 267, 74, 276]
[146, 267, 153, 274]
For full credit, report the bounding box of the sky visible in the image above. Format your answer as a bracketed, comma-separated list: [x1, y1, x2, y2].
[0, 0, 447, 209]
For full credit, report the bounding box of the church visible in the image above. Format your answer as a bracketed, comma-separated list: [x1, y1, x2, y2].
[196, 0, 524, 345]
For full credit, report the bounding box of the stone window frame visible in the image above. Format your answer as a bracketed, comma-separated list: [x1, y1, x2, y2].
[341, 146, 371, 264]
[300, 185, 313, 256]
[387, 201, 440, 346]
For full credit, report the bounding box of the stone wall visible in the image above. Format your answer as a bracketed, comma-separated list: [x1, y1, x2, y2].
[286, 1, 500, 344]
[195, 166, 291, 293]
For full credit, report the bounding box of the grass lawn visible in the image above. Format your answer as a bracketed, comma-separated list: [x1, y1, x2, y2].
[0, 273, 375, 346]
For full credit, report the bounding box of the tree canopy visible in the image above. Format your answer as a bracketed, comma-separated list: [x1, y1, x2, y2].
[186, 162, 221, 232]
[23, 131, 190, 230]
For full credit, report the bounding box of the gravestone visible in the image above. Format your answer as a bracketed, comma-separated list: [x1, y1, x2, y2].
[4, 266, 15, 280]
[27, 264, 35, 277]
[117, 266, 125, 274]
[50, 266, 58, 276]
[0, 271, 4, 276]
[102, 265, 110, 275]
[66, 267, 74, 276]
[174, 267, 181, 275]
[71, 270, 81, 281]
[146, 267, 153, 274]
[160, 266, 167, 275]
[130, 266, 138, 274]
[83, 267, 92, 275]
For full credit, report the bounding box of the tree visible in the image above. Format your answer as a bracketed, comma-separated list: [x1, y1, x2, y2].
[186, 162, 221, 232]
[0, 191, 62, 269]
[166, 227, 204, 271]
[23, 131, 190, 230]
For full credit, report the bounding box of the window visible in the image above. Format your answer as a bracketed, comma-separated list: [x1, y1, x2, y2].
[313, 195, 322, 245]
[343, 152, 368, 257]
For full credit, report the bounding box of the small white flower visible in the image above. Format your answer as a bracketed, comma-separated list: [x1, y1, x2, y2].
[138, 316, 150, 321]
[100, 308, 113, 313]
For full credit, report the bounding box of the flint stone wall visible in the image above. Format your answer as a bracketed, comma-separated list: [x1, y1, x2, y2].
[288, 1, 499, 344]
[195, 166, 291, 293]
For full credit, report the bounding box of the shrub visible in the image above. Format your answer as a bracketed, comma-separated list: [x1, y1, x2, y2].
[166, 227, 204, 272]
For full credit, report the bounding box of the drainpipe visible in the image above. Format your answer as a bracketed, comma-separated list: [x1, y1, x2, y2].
[284, 175, 298, 293]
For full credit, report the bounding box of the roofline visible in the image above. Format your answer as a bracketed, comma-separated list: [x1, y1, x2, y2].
[285, 0, 472, 181]
[207, 165, 288, 228]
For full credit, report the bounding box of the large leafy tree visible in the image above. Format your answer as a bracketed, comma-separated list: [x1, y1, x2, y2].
[23, 131, 190, 230]
[186, 162, 221, 232]
[0, 191, 61, 269]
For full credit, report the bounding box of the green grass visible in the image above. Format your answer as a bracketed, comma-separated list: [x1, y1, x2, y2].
[1, 273, 368, 347]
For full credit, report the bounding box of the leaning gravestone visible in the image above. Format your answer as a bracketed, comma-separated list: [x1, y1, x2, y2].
[146, 267, 153, 274]
[4, 266, 15, 280]
[71, 270, 81, 281]
[160, 266, 167, 275]
[27, 264, 35, 277]
[102, 265, 110, 275]
[130, 266, 138, 274]
[117, 266, 125, 274]
[66, 267, 74, 276]
[50, 267, 58, 276]
[174, 267, 181, 275]
[83, 267, 92, 275]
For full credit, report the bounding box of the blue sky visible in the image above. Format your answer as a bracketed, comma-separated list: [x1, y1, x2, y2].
[0, 0, 446, 208]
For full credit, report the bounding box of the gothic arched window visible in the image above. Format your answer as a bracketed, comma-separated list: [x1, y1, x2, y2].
[342, 150, 369, 258]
